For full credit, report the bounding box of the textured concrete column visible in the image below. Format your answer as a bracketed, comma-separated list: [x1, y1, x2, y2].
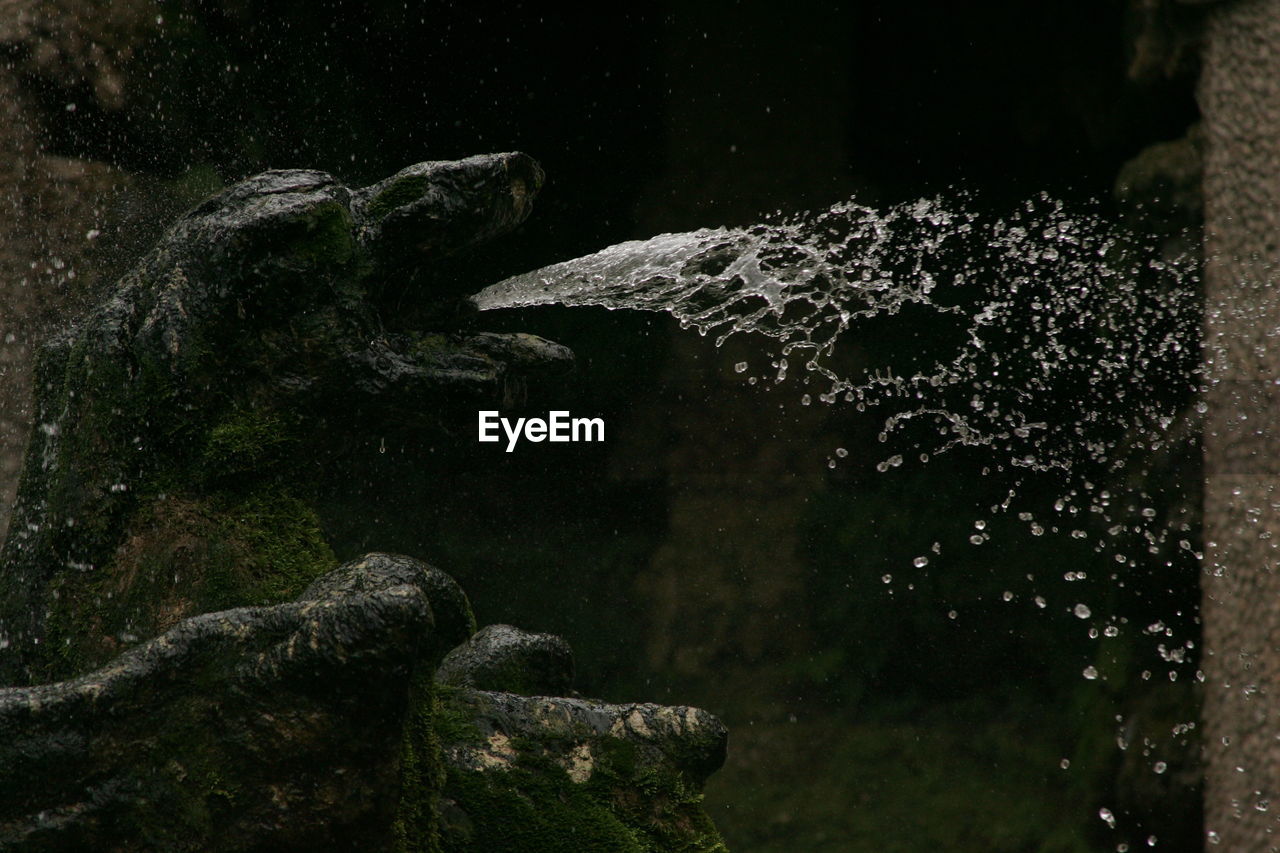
[1200, 0, 1280, 847]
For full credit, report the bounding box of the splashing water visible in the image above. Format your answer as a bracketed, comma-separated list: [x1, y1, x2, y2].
[477, 194, 1204, 844]
[474, 194, 1200, 477]
[475, 193, 1204, 670]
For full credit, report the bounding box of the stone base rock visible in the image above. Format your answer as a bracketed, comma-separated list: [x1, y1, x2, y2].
[437, 688, 729, 852]
[0, 558, 433, 851]
[0, 555, 730, 851]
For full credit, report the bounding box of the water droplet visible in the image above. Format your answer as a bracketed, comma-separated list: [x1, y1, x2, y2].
[912, 556, 928, 568]
[875, 453, 904, 472]
[1083, 665, 1099, 680]
[734, 361, 748, 373]
[1098, 807, 1116, 828]
[1074, 603, 1091, 619]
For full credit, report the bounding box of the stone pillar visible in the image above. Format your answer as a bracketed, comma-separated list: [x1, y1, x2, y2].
[1199, 0, 1280, 846]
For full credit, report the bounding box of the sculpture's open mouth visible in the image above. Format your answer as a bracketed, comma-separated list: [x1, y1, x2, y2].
[339, 329, 574, 419]
[198, 152, 572, 421]
[330, 153, 573, 410]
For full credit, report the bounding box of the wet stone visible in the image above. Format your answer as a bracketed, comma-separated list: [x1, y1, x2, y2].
[0, 555, 436, 851]
[436, 688, 729, 851]
[0, 152, 569, 686]
[301, 551, 477, 665]
[437, 623, 575, 695]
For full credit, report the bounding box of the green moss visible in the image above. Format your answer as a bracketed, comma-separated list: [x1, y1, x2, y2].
[431, 687, 484, 745]
[363, 174, 431, 223]
[41, 482, 337, 681]
[289, 199, 356, 268]
[462, 604, 478, 641]
[412, 333, 450, 356]
[584, 742, 725, 853]
[200, 410, 298, 484]
[214, 489, 338, 605]
[440, 762, 648, 853]
[432, 692, 727, 853]
[393, 672, 445, 853]
[138, 710, 239, 847]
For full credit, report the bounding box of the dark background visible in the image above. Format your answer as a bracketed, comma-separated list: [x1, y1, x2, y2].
[19, 2, 1204, 849]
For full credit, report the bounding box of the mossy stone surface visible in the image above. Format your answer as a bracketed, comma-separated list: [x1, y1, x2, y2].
[434, 687, 729, 853]
[0, 155, 731, 851]
[0, 155, 560, 685]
